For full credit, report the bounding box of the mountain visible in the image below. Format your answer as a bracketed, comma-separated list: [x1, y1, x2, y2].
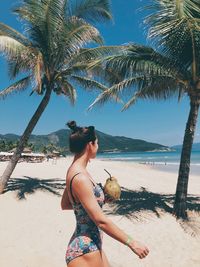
[0, 134, 19, 142]
[0, 129, 170, 153]
[172, 143, 200, 152]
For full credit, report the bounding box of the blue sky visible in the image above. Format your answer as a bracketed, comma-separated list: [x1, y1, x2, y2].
[0, 0, 199, 146]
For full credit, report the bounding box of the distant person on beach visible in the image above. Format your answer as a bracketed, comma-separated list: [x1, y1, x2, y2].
[61, 121, 149, 267]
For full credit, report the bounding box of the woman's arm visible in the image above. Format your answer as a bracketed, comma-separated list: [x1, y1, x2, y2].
[72, 174, 149, 259]
[61, 187, 73, 210]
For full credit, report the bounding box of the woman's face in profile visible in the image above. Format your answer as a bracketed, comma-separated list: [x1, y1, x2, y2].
[89, 138, 99, 159]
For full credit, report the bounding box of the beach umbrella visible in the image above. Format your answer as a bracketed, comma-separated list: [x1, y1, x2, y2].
[23, 147, 32, 153]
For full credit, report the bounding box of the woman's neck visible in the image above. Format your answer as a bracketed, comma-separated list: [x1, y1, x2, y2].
[73, 153, 90, 168]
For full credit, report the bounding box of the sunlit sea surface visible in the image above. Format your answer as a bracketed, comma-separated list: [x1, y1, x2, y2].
[97, 151, 200, 175]
[97, 151, 200, 165]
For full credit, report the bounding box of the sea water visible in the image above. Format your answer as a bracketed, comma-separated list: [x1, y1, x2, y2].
[97, 151, 200, 166]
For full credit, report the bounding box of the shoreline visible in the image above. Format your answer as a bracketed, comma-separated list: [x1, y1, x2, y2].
[149, 163, 200, 176]
[1, 156, 199, 180]
[97, 157, 200, 176]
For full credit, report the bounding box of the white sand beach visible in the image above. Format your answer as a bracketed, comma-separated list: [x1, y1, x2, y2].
[0, 157, 200, 267]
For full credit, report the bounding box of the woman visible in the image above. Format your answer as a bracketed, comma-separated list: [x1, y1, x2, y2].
[61, 121, 149, 267]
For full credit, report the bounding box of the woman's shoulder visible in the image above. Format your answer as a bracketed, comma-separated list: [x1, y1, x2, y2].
[66, 167, 89, 184]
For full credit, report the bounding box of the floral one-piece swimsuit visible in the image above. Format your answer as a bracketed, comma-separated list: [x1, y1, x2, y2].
[65, 173, 105, 265]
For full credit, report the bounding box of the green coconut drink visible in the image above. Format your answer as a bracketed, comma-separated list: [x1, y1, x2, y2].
[103, 169, 121, 200]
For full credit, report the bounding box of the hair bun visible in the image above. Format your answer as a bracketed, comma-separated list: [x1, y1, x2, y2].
[88, 126, 95, 131]
[67, 120, 78, 132]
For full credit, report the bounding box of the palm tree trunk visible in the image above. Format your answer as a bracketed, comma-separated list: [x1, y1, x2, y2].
[173, 98, 200, 219]
[0, 88, 52, 194]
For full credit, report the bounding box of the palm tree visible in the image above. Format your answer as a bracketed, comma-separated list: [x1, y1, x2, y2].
[0, 0, 113, 193]
[88, 0, 200, 219]
[42, 145, 48, 155]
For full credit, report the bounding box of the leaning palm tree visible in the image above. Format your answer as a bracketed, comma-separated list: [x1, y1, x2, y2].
[88, 0, 200, 219]
[0, 0, 113, 193]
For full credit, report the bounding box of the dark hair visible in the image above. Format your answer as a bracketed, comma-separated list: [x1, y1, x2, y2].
[67, 121, 97, 154]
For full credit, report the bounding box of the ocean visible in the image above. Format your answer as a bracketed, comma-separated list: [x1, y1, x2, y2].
[97, 151, 200, 166]
[97, 151, 200, 175]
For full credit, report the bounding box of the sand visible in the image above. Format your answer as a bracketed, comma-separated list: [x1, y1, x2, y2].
[0, 157, 200, 267]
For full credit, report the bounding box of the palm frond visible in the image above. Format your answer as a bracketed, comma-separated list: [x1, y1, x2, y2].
[0, 33, 39, 59]
[33, 53, 44, 94]
[143, 0, 200, 76]
[0, 36, 38, 76]
[0, 22, 40, 77]
[57, 17, 104, 62]
[178, 87, 186, 103]
[67, 16, 103, 44]
[56, 80, 77, 105]
[113, 74, 185, 99]
[0, 22, 31, 46]
[46, 0, 68, 33]
[70, 74, 108, 92]
[70, 45, 125, 65]
[87, 89, 118, 110]
[7, 52, 36, 79]
[42, 0, 68, 56]
[13, 0, 44, 23]
[13, 0, 111, 71]
[0, 76, 31, 99]
[14, 1, 106, 67]
[14, 0, 56, 62]
[68, 0, 113, 24]
[88, 73, 186, 110]
[121, 92, 140, 111]
[121, 82, 186, 111]
[0, 36, 26, 58]
[121, 80, 185, 111]
[86, 44, 186, 85]
[57, 63, 90, 77]
[68, 45, 127, 84]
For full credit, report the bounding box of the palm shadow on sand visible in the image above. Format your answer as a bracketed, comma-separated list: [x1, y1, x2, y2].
[4, 176, 66, 199]
[105, 186, 200, 236]
[4, 178, 200, 236]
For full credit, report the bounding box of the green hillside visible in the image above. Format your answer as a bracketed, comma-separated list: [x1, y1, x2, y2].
[172, 143, 200, 152]
[0, 129, 170, 153]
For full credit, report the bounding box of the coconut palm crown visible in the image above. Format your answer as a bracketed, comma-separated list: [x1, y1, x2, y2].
[0, 0, 113, 193]
[88, 0, 200, 219]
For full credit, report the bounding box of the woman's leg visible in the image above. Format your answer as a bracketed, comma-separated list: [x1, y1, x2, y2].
[67, 250, 110, 267]
[102, 250, 110, 267]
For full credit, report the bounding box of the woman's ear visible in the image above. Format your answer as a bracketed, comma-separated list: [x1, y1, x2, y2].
[86, 142, 92, 152]
[88, 141, 96, 152]
[87, 141, 93, 149]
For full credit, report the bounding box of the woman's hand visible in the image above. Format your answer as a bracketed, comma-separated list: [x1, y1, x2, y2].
[128, 240, 149, 259]
[97, 183, 115, 204]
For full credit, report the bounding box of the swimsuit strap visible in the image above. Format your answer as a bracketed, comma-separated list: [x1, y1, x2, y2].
[69, 173, 81, 204]
[69, 173, 97, 204]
